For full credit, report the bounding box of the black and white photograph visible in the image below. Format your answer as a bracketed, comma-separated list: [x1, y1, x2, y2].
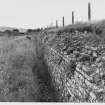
[0, 0, 104, 103]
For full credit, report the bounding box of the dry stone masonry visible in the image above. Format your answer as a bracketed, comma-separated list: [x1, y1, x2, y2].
[41, 31, 105, 102]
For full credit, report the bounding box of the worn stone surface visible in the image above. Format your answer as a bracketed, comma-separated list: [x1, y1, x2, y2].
[40, 31, 105, 102]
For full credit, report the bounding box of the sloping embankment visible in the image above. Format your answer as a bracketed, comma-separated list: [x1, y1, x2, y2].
[41, 31, 105, 102]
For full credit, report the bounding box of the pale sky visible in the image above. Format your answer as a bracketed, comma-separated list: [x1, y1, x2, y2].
[0, 0, 104, 29]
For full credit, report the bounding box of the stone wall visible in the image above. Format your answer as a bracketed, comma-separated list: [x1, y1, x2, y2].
[41, 32, 105, 102]
[44, 45, 105, 102]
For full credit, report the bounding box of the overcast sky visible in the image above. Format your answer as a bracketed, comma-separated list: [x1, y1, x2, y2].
[0, 0, 104, 29]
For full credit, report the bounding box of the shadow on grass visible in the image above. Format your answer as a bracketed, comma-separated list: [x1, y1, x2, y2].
[32, 38, 59, 102]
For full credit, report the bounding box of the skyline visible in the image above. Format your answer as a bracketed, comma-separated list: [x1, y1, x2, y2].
[0, 0, 104, 29]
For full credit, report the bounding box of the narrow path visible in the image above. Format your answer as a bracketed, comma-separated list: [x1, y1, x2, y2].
[0, 35, 59, 102]
[32, 35, 59, 102]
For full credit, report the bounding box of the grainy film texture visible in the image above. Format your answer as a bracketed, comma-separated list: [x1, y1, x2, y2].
[0, 0, 104, 102]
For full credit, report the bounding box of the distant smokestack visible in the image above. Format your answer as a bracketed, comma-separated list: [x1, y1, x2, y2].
[62, 16, 65, 27]
[88, 2, 91, 21]
[56, 20, 58, 28]
[72, 11, 74, 24]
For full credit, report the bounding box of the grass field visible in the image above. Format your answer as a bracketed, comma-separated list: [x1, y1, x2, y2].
[0, 35, 38, 101]
[0, 35, 58, 102]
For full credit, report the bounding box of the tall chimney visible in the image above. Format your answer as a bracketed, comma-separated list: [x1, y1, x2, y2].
[88, 2, 91, 21]
[72, 11, 74, 24]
